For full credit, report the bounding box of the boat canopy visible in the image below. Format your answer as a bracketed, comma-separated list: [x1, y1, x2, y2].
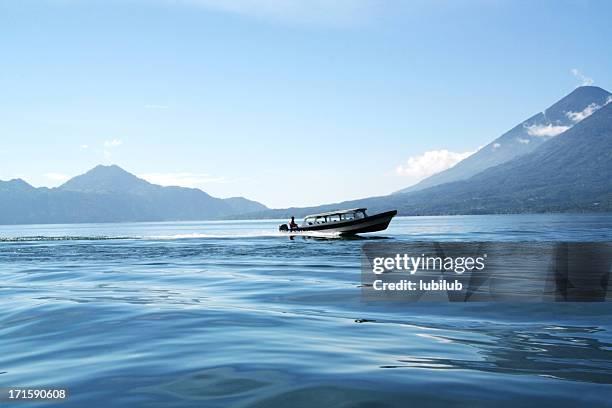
[304, 208, 366, 219]
[303, 208, 367, 224]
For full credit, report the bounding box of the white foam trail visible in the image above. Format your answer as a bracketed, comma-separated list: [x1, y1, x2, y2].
[149, 232, 278, 239]
[148, 230, 342, 240]
[0, 236, 134, 242]
[282, 230, 342, 238]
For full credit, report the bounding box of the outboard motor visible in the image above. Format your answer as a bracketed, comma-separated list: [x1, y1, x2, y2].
[279, 224, 289, 232]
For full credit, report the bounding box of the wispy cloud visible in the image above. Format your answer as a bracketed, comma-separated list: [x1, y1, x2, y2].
[101, 139, 123, 161]
[173, 0, 375, 25]
[144, 104, 169, 109]
[44, 172, 70, 184]
[524, 123, 570, 138]
[80, 144, 89, 150]
[396, 149, 475, 180]
[492, 143, 501, 149]
[571, 68, 594, 86]
[565, 96, 612, 123]
[566, 102, 600, 122]
[139, 172, 229, 189]
[104, 139, 123, 148]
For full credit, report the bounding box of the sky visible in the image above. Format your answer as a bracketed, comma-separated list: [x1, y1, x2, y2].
[1, 0, 611, 208]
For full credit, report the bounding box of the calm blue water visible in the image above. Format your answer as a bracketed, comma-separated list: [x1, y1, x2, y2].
[1, 214, 611, 407]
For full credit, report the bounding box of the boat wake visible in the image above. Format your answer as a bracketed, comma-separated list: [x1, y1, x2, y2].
[149, 230, 343, 240]
[0, 231, 345, 243]
[280, 230, 343, 239]
[0, 236, 135, 242]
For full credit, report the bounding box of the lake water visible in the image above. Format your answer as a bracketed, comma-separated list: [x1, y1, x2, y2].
[1, 214, 611, 407]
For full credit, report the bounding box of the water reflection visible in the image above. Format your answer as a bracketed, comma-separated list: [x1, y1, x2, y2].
[386, 324, 612, 384]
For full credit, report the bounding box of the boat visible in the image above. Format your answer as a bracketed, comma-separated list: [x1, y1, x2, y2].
[278, 208, 397, 236]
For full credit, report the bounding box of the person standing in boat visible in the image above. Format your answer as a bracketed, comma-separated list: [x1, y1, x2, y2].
[289, 216, 298, 231]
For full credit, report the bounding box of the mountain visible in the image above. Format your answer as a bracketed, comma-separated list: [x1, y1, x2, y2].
[412, 100, 612, 212]
[396, 86, 612, 194]
[0, 165, 267, 225]
[0, 178, 37, 193]
[242, 101, 612, 219]
[59, 165, 154, 194]
[397, 100, 612, 214]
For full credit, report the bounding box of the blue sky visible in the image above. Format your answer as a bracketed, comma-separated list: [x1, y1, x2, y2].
[1, 0, 611, 208]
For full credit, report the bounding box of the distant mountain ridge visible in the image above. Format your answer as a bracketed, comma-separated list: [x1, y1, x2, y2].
[396, 86, 612, 193]
[0, 165, 267, 225]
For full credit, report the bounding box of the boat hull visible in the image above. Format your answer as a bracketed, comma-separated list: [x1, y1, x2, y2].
[284, 210, 397, 236]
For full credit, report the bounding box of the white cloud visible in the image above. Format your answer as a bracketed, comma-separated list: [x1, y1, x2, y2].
[80, 144, 89, 149]
[44, 173, 70, 183]
[517, 138, 530, 144]
[566, 97, 612, 123]
[104, 139, 123, 148]
[524, 123, 570, 138]
[565, 102, 601, 122]
[571, 68, 594, 86]
[396, 149, 475, 180]
[144, 104, 169, 109]
[139, 172, 229, 188]
[492, 143, 501, 149]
